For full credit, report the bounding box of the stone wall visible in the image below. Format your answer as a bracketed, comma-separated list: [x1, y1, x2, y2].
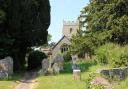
[99, 67, 128, 80]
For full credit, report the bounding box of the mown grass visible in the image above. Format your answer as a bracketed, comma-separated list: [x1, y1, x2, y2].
[36, 60, 103, 89]
[114, 77, 128, 89]
[36, 60, 128, 89]
[0, 73, 23, 89]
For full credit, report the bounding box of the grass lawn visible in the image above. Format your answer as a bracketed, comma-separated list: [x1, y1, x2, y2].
[36, 60, 103, 89]
[0, 73, 23, 89]
[113, 77, 128, 89]
[0, 81, 16, 89]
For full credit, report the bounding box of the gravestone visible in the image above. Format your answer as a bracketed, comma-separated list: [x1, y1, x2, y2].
[99, 67, 128, 80]
[71, 54, 78, 70]
[0, 56, 13, 79]
[0, 71, 8, 79]
[52, 63, 60, 75]
[42, 58, 49, 74]
[73, 69, 81, 80]
[0, 56, 13, 75]
[53, 54, 64, 71]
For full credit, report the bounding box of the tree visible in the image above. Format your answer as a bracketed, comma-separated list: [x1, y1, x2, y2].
[0, 0, 50, 71]
[71, 0, 128, 58]
[81, 0, 128, 44]
[48, 34, 52, 43]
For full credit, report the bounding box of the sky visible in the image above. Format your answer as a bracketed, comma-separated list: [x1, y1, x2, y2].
[48, 0, 89, 43]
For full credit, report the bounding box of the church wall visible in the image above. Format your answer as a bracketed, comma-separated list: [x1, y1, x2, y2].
[51, 37, 71, 61]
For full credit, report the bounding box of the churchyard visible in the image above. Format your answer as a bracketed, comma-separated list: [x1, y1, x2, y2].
[36, 59, 128, 89]
[0, 0, 128, 89]
[0, 55, 128, 89]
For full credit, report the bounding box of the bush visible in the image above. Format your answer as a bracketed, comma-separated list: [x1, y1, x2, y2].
[63, 51, 72, 62]
[28, 50, 47, 70]
[95, 43, 115, 65]
[96, 43, 128, 67]
[86, 73, 106, 89]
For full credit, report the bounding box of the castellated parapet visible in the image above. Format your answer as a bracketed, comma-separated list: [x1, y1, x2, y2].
[63, 20, 79, 26]
[62, 20, 79, 37]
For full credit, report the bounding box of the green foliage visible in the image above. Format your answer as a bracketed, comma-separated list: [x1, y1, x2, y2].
[95, 43, 114, 65]
[63, 51, 72, 62]
[86, 73, 96, 89]
[36, 61, 102, 89]
[0, 36, 14, 58]
[28, 51, 47, 70]
[86, 73, 106, 89]
[71, 30, 99, 59]
[116, 77, 128, 89]
[0, 10, 6, 23]
[47, 34, 52, 43]
[0, 0, 50, 71]
[96, 43, 128, 67]
[80, 0, 128, 44]
[71, 0, 128, 59]
[91, 84, 105, 89]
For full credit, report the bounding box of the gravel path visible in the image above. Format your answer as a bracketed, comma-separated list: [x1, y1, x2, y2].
[14, 72, 37, 89]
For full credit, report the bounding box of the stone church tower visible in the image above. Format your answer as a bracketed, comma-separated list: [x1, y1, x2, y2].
[51, 20, 79, 60]
[62, 20, 79, 38]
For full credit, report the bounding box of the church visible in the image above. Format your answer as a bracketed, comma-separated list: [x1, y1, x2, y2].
[51, 20, 79, 59]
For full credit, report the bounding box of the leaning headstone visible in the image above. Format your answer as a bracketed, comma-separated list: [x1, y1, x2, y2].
[0, 56, 13, 79]
[53, 63, 60, 75]
[42, 58, 49, 74]
[71, 54, 78, 70]
[54, 54, 64, 71]
[0, 56, 13, 75]
[0, 71, 8, 79]
[5, 57, 13, 75]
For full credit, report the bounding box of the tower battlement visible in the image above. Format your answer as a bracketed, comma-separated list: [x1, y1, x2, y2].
[63, 20, 79, 26]
[62, 20, 79, 37]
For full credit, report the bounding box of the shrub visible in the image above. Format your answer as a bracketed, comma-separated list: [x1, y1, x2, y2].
[86, 73, 106, 89]
[28, 50, 47, 70]
[91, 84, 105, 89]
[95, 43, 115, 65]
[96, 43, 128, 67]
[63, 51, 72, 62]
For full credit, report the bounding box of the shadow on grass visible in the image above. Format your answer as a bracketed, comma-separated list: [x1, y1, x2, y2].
[61, 60, 97, 74]
[0, 72, 24, 82]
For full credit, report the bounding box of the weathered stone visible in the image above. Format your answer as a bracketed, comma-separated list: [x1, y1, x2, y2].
[0, 56, 13, 75]
[53, 54, 64, 71]
[0, 71, 8, 79]
[0, 56, 13, 79]
[42, 58, 49, 74]
[100, 70, 109, 76]
[71, 54, 79, 70]
[99, 67, 128, 80]
[52, 63, 60, 75]
[73, 69, 81, 80]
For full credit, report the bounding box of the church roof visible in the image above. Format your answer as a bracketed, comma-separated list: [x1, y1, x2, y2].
[52, 35, 71, 50]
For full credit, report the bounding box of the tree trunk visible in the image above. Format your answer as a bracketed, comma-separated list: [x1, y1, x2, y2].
[11, 44, 27, 72]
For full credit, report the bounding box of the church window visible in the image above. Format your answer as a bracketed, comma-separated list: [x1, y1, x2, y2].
[70, 28, 72, 33]
[61, 44, 69, 53]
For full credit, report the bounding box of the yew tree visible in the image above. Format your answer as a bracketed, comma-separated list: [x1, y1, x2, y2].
[0, 0, 50, 71]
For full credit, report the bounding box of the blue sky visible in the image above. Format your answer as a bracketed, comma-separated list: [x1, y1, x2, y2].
[48, 0, 89, 42]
